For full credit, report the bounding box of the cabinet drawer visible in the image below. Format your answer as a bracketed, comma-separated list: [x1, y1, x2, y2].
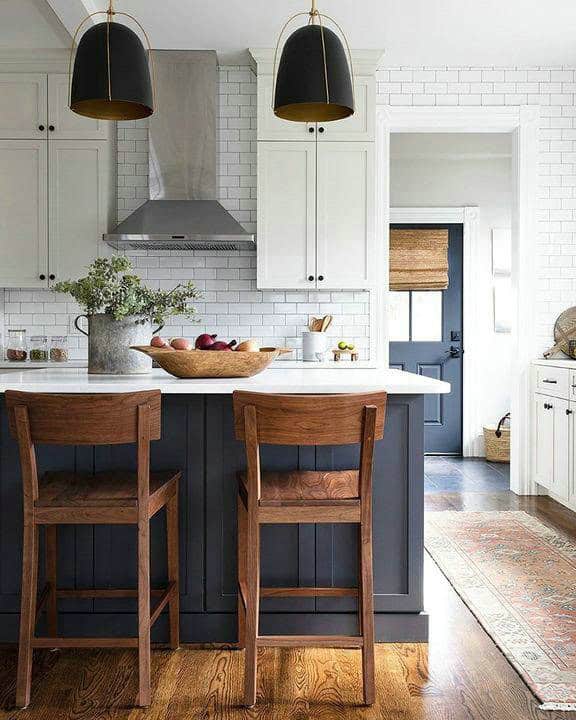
[534, 366, 569, 398]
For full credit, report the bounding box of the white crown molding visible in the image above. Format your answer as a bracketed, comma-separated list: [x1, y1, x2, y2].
[249, 48, 384, 76]
[0, 48, 70, 73]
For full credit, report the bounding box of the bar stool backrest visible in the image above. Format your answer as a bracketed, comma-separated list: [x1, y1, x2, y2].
[5, 390, 161, 506]
[5, 390, 161, 445]
[233, 391, 387, 446]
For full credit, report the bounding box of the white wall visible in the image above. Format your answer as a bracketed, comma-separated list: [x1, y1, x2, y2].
[0, 0, 70, 48]
[390, 132, 513, 447]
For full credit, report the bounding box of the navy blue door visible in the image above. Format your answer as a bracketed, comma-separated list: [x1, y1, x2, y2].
[389, 224, 463, 454]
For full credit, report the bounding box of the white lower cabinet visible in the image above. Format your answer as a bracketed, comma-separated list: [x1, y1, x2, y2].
[534, 394, 569, 498]
[532, 363, 576, 504]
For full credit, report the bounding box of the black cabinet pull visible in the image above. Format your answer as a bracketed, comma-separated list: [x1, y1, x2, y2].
[38, 125, 45, 131]
[308, 275, 314, 281]
[567, 409, 573, 415]
[39, 274, 46, 280]
[544, 403, 554, 410]
[318, 126, 325, 133]
[308, 127, 315, 133]
[49, 274, 55, 280]
[318, 275, 324, 281]
[542, 379, 557, 384]
[48, 125, 55, 132]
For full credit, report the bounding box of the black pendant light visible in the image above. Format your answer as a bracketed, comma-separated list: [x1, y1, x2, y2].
[69, 0, 154, 121]
[273, 0, 354, 122]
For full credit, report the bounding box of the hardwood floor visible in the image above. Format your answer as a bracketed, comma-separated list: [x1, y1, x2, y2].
[0, 457, 575, 719]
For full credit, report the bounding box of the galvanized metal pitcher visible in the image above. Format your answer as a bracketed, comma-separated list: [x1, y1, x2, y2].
[74, 313, 163, 375]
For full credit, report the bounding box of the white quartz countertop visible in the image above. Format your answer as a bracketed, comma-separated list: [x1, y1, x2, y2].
[0, 367, 450, 395]
[532, 358, 576, 368]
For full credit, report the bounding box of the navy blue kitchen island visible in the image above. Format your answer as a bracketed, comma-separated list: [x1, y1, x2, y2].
[0, 367, 449, 643]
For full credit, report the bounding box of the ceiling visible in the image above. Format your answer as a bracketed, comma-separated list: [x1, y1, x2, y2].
[47, 0, 576, 67]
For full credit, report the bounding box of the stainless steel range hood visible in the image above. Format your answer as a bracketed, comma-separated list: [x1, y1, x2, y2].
[104, 50, 254, 252]
[104, 200, 254, 251]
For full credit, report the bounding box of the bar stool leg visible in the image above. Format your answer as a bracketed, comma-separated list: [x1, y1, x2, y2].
[137, 518, 151, 707]
[45, 525, 58, 637]
[16, 523, 39, 709]
[166, 493, 180, 650]
[243, 513, 260, 707]
[237, 494, 247, 650]
[359, 516, 375, 705]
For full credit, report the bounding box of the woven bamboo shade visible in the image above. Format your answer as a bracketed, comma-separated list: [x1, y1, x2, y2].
[389, 228, 449, 290]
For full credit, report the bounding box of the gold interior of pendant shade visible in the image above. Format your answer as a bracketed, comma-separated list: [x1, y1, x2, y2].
[70, 99, 153, 121]
[274, 102, 354, 122]
[389, 228, 449, 290]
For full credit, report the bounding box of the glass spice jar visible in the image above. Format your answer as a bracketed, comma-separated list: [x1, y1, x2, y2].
[50, 335, 68, 363]
[30, 335, 49, 362]
[6, 329, 27, 362]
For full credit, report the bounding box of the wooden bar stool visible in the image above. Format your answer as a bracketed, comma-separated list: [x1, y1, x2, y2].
[5, 390, 181, 709]
[233, 390, 387, 707]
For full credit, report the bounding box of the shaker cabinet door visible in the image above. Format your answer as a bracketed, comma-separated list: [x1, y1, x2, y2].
[534, 394, 555, 491]
[0, 74, 47, 139]
[0, 140, 48, 287]
[48, 74, 109, 140]
[257, 74, 316, 141]
[315, 142, 375, 289]
[257, 141, 316, 289]
[48, 140, 111, 284]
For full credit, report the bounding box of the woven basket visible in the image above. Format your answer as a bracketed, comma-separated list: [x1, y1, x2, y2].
[483, 413, 510, 463]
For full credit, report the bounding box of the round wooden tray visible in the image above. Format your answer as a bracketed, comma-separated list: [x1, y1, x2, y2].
[131, 346, 290, 379]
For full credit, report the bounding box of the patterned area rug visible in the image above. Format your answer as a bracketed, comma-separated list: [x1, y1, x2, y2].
[426, 511, 576, 711]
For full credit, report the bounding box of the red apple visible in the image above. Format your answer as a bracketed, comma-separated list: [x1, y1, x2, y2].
[209, 340, 237, 351]
[151, 335, 168, 348]
[195, 333, 217, 350]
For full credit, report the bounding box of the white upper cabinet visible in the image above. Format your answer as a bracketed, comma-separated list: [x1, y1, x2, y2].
[257, 142, 316, 289]
[0, 74, 47, 139]
[257, 75, 316, 141]
[0, 140, 48, 287]
[0, 65, 115, 288]
[48, 74, 109, 140]
[257, 74, 375, 142]
[48, 140, 112, 284]
[315, 142, 375, 288]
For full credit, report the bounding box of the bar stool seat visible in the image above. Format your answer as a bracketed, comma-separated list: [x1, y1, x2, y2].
[238, 469, 359, 503]
[37, 469, 180, 512]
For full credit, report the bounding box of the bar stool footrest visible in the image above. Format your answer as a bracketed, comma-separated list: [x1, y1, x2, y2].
[257, 635, 364, 648]
[260, 586, 358, 598]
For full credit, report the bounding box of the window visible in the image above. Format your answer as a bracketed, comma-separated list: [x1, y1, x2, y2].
[389, 290, 443, 341]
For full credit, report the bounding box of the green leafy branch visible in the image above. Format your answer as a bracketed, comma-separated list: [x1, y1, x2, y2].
[53, 256, 201, 325]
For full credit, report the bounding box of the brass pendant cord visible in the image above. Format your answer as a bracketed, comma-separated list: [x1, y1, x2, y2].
[67, 0, 156, 110]
[271, 0, 355, 112]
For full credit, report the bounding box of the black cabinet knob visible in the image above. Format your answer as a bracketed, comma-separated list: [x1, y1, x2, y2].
[39, 274, 46, 280]
[49, 125, 55, 132]
[567, 409, 573, 415]
[38, 125, 45, 131]
[308, 127, 315, 133]
[318, 127, 325, 133]
[49, 274, 55, 280]
[318, 275, 324, 281]
[308, 275, 314, 281]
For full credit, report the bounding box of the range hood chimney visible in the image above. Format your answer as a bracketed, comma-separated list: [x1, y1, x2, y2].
[104, 50, 254, 251]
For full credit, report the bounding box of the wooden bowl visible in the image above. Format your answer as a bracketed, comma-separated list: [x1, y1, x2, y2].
[130, 346, 291, 379]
